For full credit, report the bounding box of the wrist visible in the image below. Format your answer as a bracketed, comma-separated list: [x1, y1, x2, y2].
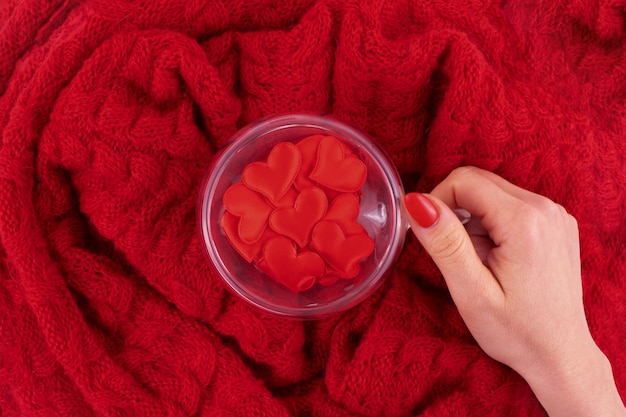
[520, 344, 626, 417]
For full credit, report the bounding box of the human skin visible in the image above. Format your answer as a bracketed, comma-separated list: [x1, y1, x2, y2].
[403, 166, 626, 417]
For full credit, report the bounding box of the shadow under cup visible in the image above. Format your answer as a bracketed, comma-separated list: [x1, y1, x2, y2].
[199, 114, 407, 319]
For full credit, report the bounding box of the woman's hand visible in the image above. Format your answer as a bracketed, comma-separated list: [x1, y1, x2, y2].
[404, 166, 625, 417]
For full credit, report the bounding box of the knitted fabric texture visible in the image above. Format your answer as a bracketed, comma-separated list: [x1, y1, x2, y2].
[1, 0, 625, 416]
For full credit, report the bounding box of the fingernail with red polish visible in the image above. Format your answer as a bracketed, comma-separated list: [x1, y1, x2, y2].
[404, 193, 439, 228]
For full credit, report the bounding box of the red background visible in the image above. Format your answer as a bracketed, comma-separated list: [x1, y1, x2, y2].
[1, 0, 625, 415]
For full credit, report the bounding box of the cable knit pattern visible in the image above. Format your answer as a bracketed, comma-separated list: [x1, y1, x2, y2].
[1, 0, 625, 416]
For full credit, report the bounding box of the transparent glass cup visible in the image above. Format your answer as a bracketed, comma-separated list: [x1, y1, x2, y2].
[198, 113, 407, 319]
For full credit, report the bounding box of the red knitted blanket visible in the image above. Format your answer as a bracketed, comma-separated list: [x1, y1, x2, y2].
[1, 0, 625, 416]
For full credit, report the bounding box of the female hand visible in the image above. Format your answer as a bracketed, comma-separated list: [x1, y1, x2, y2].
[404, 166, 625, 417]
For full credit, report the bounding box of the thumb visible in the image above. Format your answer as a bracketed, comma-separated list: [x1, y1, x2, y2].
[403, 192, 497, 302]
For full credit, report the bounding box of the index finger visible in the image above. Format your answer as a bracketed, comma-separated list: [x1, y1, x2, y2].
[430, 166, 525, 246]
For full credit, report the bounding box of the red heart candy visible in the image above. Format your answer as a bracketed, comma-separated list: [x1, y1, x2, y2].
[272, 186, 298, 208]
[295, 135, 356, 191]
[294, 135, 325, 191]
[324, 260, 361, 279]
[310, 220, 374, 277]
[255, 258, 274, 279]
[242, 142, 301, 204]
[221, 211, 278, 262]
[325, 193, 367, 235]
[263, 237, 325, 292]
[318, 272, 341, 286]
[223, 183, 272, 244]
[269, 187, 328, 247]
[309, 136, 367, 193]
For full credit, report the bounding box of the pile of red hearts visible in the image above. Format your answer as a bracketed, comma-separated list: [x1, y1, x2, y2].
[220, 135, 375, 293]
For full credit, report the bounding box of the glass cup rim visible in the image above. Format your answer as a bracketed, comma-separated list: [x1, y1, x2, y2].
[198, 112, 407, 318]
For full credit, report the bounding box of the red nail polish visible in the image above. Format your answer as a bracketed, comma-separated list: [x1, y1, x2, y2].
[404, 193, 439, 228]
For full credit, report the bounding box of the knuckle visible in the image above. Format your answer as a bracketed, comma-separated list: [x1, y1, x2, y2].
[515, 203, 545, 240]
[536, 197, 560, 218]
[430, 225, 467, 260]
[448, 166, 475, 183]
[515, 202, 538, 223]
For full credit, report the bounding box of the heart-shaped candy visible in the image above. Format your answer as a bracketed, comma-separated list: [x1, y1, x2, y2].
[263, 237, 325, 292]
[269, 187, 328, 247]
[242, 142, 301, 204]
[332, 263, 360, 279]
[295, 135, 356, 191]
[325, 193, 367, 235]
[221, 211, 278, 262]
[318, 272, 341, 286]
[309, 136, 367, 192]
[223, 183, 272, 244]
[272, 186, 298, 208]
[294, 135, 325, 191]
[310, 220, 374, 278]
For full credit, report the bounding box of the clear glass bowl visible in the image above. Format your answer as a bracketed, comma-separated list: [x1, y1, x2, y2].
[198, 113, 407, 319]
